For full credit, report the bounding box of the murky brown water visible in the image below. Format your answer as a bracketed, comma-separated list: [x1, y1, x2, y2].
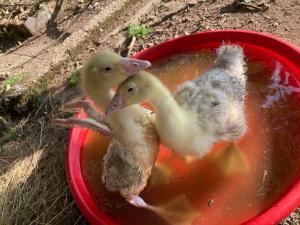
[81, 51, 300, 225]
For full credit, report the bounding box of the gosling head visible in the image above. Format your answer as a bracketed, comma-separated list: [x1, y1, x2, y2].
[106, 72, 152, 115]
[82, 50, 151, 83]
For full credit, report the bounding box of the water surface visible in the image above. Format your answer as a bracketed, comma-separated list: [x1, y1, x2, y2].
[81, 50, 300, 225]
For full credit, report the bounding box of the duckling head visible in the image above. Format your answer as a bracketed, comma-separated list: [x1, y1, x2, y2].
[106, 71, 153, 115]
[81, 50, 151, 84]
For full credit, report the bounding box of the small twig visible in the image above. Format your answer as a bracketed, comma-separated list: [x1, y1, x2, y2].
[126, 36, 136, 57]
[238, 2, 263, 10]
[118, 35, 135, 57]
[235, 1, 268, 11]
[47, 0, 65, 31]
[0, 3, 35, 6]
[150, 2, 196, 27]
[74, 215, 83, 225]
[33, 94, 49, 117]
[38, 119, 44, 149]
[4, 11, 13, 28]
[191, 23, 204, 34]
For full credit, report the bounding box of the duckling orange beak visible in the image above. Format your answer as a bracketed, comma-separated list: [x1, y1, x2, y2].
[120, 57, 151, 75]
[106, 94, 127, 116]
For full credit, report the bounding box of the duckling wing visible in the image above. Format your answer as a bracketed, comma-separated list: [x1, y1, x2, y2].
[174, 75, 228, 130]
[102, 143, 148, 198]
[174, 67, 246, 136]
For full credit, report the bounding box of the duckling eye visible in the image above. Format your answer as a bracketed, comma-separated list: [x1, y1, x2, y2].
[128, 87, 134, 92]
[104, 66, 112, 72]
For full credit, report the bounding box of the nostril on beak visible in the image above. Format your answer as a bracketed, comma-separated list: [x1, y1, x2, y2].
[133, 62, 139, 66]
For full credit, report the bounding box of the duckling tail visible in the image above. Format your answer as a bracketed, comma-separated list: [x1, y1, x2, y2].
[214, 44, 246, 75]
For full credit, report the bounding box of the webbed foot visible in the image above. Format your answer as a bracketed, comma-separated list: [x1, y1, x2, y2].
[53, 117, 111, 136]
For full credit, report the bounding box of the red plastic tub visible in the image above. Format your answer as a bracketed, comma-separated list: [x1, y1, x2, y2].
[66, 30, 300, 225]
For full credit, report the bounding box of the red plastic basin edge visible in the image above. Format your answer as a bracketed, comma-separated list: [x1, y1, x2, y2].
[66, 30, 300, 225]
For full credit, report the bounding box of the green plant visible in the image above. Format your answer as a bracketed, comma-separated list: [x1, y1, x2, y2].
[68, 70, 80, 86]
[40, 79, 50, 92]
[32, 94, 43, 108]
[29, 90, 43, 108]
[4, 74, 24, 90]
[127, 24, 151, 39]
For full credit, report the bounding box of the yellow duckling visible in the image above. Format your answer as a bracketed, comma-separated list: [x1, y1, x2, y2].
[54, 50, 159, 208]
[106, 44, 247, 158]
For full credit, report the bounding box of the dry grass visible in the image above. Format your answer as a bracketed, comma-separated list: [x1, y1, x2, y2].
[0, 113, 83, 225]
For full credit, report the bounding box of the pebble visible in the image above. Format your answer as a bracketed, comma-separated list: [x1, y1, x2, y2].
[208, 199, 215, 207]
[24, 6, 51, 35]
[0, 74, 8, 81]
[148, 15, 156, 20]
[248, 19, 254, 24]
[182, 18, 191, 23]
[263, 4, 270, 11]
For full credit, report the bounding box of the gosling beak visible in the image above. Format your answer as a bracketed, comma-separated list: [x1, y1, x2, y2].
[119, 57, 151, 75]
[106, 94, 126, 116]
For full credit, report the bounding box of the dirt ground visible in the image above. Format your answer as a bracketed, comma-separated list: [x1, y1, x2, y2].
[0, 0, 300, 225]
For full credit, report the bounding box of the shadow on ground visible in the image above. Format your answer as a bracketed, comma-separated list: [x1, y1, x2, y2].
[0, 83, 89, 225]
